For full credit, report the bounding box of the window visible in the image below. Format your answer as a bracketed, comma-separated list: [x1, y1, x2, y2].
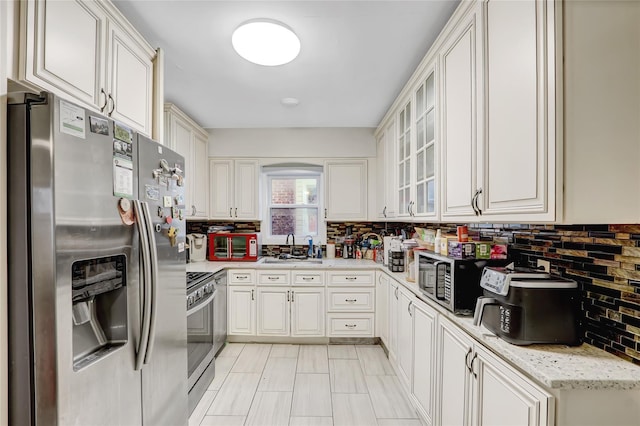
[262, 167, 325, 244]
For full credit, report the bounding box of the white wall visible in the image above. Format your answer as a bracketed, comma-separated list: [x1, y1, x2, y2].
[208, 127, 377, 158]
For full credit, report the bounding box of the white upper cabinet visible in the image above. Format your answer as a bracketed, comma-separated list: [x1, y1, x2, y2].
[209, 159, 259, 220]
[106, 20, 154, 136]
[324, 160, 368, 221]
[440, 2, 484, 220]
[375, 119, 397, 220]
[478, 0, 555, 221]
[397, 100, 413, 218]
[164, 103, 209, 219]
[20, 0, 156, 136]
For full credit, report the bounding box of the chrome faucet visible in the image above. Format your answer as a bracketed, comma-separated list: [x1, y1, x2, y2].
[286, 233, 296, 254]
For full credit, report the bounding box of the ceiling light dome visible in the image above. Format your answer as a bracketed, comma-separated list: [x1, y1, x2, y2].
[232, 19, 301, 66]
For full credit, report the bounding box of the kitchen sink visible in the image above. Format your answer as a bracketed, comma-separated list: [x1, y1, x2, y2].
[262, 257, 323, 265]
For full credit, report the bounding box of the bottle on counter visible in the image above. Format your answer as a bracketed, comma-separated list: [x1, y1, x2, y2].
[434, 229, 442, 254]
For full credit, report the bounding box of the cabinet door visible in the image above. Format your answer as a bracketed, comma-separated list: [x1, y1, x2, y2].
[396, 286, 413, 390]
[257, 287, 290, 336]
[170, 114, 194, 216]
[325, 160, 368, 220]
[375, 273, 389, 347]
[388, 281, 399, 362]
[191, 131, 209, 218]
[106, 20, 154, 136]
[234, 160, 259, 220]
[436, 316, 474, 426]
[383, 120, 398, 218]
[441, 4, 483, 219]
[473, 345, 552, 426]
[209, 159, 234, 219]
[480, 0, 555, 220]
[376, 131, 387, 219]
[396, 100, 413, 218]
[291, 287, 325, 337]
[23, 0, 107, 109]
[412, 299, 437, 425]
[228, 286, 255, 335]
[414, 66, 438, 218]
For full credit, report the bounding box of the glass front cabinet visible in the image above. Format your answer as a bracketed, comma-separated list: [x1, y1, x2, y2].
[396, 63, 438, 220]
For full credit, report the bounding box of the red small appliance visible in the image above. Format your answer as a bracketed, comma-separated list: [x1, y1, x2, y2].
[208, 233, 260, 261]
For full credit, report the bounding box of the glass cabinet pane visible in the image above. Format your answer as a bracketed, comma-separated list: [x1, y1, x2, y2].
[405, 104, 411, 129]
[417, 182, 425, 213]
[416, 84, 424, 114]
[417, 151, 425, 181]
[426, 145, 434, 178]
[416, 117, 425, 150]
[426, 110, 435, 143]
[399, 135, 404, 160]
[426, 73, 435, 109]
[405, 159, 411, 186]
[427, 180, 435, 212]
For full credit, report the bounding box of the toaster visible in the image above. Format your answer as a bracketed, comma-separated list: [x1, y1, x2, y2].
[473, 266, 581, 346]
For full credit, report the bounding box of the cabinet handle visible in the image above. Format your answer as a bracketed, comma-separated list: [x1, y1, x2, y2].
[471, 191, 477, 215]
[108, 94, 115, 115]
[192, 205, 196, 216]
[470, 352, 478, 378]
[229, 208, 233, 217]
[394, 287, 399, 300]
[235, 207, 238, 217]
[100, 89, 108, 112]
[236, 275, 248, 280]
[345, 299, 357, 303]
[407, 202, 411, 215]
[408, 300, 412, 316]
[287, 291, 290, 302]
[475, 188, 483, 216]
[324, 208, 327, 219]
[345, 277, 357, 281]
[302, 277, 313, 281]
[267, 276, 278, 281]
[410, 201, 415, 217]
[251, 289, 254, 300]
[465, 348, 473, 373]
[345, 324, 357, 329]
[291, 291, 294, 302]
[383, 206, 387, 218]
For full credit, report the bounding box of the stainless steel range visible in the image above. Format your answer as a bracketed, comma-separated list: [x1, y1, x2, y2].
[186, 270, 227, 413]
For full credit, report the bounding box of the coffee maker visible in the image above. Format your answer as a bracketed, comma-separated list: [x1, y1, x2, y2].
[474, 266, 581, 346]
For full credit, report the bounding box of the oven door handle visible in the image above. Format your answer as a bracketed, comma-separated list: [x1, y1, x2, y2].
[187, 289, 217, 316]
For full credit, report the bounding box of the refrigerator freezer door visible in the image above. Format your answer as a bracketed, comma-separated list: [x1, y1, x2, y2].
[137, 135, 188, 425]
[8, 94, 144, 425]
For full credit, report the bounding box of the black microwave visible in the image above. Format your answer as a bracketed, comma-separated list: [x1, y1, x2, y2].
[416, 251, 509, 315]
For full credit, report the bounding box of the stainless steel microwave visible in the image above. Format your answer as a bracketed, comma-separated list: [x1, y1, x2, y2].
[416, 251, 509, 315]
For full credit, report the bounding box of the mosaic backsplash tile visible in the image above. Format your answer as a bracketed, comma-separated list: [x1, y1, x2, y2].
[187, 219, 640, 365]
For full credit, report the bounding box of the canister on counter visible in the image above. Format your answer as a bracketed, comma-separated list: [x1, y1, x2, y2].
[457, 225, 468, 242]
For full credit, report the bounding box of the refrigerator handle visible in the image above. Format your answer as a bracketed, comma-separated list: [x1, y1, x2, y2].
[142, 201, 159, 365]
[133, 200, 152, 371]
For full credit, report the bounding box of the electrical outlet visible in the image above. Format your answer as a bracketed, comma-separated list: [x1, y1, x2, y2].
[537, 259, 551, 272]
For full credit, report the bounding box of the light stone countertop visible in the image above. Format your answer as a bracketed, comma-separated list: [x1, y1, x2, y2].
[186, 258, 640, 390]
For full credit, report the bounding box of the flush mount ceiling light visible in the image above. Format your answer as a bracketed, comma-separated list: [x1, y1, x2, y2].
[232, 19, 301, 66]
[281, 97, 300, 107]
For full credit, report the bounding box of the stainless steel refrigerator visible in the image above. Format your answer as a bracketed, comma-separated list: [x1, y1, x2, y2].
[8, 92, 188, 425]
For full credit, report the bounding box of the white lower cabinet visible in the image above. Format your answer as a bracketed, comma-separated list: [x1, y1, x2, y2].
[412, 298, 437, 426]
[257, 287, 290, 336]
[396, 285, 414, 390]
[228, 285, 255, 335]
[435, 315, 552, 426]
[388, 279, 400, 363]
[375, 272, 389, 347]
[256, 286, 325, 337]
[291, 288, 325, 337]
[326, 313, 374, 337]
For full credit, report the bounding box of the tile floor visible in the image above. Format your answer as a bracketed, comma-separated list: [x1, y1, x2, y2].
[189, 343, 422, 426]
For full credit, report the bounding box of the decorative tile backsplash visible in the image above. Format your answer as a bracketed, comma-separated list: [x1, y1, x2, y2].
[187, 219, 640, 365]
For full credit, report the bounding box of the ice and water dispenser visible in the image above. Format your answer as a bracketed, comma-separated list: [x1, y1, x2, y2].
[71, 255, 128, 370]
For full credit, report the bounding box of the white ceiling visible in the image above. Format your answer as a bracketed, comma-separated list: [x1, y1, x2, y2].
[113, 1, 460, 129]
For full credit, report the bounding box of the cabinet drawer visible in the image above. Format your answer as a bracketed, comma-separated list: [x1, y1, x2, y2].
[327, 288, 375, 312]
[327, 271, 375, 286]
[292, 270, 325, 286]
[229, 269, 256, 285]
[257, 270, 290, 285]
[327, 314, 374, 337]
